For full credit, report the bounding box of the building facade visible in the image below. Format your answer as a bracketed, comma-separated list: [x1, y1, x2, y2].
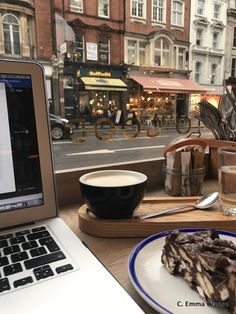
[123, 0, 205, 122]
[189, 0, 227, 107]
[53, 0, 128, 120]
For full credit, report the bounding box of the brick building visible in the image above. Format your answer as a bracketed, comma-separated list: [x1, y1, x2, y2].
[124, 0, 205, 120]
[53, 0, 128, 120]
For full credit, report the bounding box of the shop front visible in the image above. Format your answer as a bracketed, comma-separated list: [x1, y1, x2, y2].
[63, 63, 128, 123]
[127, 76, 206, 126]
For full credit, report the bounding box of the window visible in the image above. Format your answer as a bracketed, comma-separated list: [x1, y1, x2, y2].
[73, 33, 84, 62]
[127, 40, 146, 65]
[3, 14, 20, 55]
[70, 0, 83, 13]
[196, 28, 203, 46]
[212, 31, 219, 49]
[154, 37, 171, 67]
[196, 0, 205, 15]
[231, 59, 236, 77]
[139, 42, 146, 65]
[99, 36, 110, 64]
[98, 0, 109, 18]
[127, 40, 137, 64]
[172, 0, 184, 26]
[213, 3, 221, 19]
[195, 61, 201, 82]
[131, 0, 145, 18]
[211, 63, 217, 84]
[152, 0, 165, 22]
[233, 27, 236, 47]
[177, 47, 185, 69]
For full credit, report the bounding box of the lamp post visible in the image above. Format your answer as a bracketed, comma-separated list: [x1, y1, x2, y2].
[51, 54, 65, 116]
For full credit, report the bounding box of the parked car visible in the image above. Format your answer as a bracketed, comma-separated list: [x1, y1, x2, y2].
[49, 114, 71, 140]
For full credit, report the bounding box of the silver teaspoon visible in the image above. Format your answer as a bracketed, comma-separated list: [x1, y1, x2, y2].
[136, 192, 219, 220]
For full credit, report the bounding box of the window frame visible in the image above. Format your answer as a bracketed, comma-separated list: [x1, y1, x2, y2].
[73, 32, 84, 62]
[98, 36, 110, 64]
[196, 0, 205, 15]
[70, 0, 83, 13]
[98, 0, 109, 18]
[152, 0, 166, 23]
[154, 36, 172, 67]
[233, 27, 236, 47]
[131, 0, 146, 19]
[171, 0, 184, 27]
[196, 28, 204, 46]
[126, 38, 147, 66]
[213, 2, 221, 20]
[210, 63, 217, 84]
[195, 61, 201, 83]
[212, 31, 220, 49]
[2, 13, 21, 56]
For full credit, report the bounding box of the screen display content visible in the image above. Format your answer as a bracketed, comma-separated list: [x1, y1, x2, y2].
[0, 74, 43, 212]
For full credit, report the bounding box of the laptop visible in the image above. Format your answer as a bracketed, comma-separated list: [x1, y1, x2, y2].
[0, 59, 144, 314]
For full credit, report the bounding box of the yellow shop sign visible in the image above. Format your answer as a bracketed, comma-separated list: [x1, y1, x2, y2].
[89, 71, 111, 77]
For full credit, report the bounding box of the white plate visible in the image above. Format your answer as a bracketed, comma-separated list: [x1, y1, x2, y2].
[128, 228, 236, 314]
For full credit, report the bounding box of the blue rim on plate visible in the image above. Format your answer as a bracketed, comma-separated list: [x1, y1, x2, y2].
[128, 228, 236, 314]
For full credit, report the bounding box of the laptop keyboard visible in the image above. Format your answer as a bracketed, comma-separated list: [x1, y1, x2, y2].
[0, 225, 76, 294]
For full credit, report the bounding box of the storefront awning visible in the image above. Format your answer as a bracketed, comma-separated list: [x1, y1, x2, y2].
[129, 76, 207, 94]
[80, 77, 128, 91]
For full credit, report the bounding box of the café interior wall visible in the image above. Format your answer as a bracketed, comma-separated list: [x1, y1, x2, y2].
[55, 154, 210, 207]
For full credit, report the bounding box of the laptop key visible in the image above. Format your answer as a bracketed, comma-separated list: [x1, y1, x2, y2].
[22, 240, 38, 250]
[30, 247, 47, 257]
[0, 240, 9, 248]
[13, 276, 33, 288]
[3, 245, 20, 256]
[11, 251, 29, 263]
[39, 237, 60, 252]
[15, 230, 30, 236]
[24, 251, 66, 269]
[10, 236, 26, 245]
[0, 257, 9, 267]
[0, 234, 13, 240]
[56, 264, 73, 274]
[32, 226, 46, 233]
[33, 265, 54, 280]
[27, 230, 50, 241]
[0, 278, 10, 292]
[3, 263, 23, 276]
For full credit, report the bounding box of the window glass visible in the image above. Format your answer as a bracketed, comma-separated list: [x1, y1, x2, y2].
[127, 40, 137, 64]
[132, 0, 144, 18]
[212, 32, 219, 49]
[172, 0, 183, 26]
[211, 64, 217, 84]
[73, 33, 84, 62]
[3, 14, 20, 55]
[153, 0, 164, 22]
[213, 3, 221, 19]
[154, 37, 171, 67]
[233, 27, 236, 47]
[196, 0, 205, 15]
[99, 36, 110, 64]
[70, 0, 83, 13]
[195, 62, 201, 82]
[196, 28, 203, 46]
[98, 0, 109, 17]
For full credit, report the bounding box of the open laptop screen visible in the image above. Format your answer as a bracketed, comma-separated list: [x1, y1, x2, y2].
[0, 73, 43, 213]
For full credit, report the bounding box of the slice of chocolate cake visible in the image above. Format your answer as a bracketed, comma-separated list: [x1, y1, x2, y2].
[161, 229, 236, 313]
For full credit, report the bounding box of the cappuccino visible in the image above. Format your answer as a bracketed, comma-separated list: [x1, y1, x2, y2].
[80, 170, 147, 187]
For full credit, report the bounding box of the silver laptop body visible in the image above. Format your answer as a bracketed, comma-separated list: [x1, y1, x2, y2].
[0, 59, 144, 314]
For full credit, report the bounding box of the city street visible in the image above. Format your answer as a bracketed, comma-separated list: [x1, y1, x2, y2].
[52, 125, 212, 171]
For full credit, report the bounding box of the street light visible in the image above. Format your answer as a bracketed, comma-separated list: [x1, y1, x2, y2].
[51, 54, 64, 116]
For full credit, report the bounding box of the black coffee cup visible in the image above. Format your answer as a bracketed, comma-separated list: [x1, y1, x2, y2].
[79, 170, 147, 219]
